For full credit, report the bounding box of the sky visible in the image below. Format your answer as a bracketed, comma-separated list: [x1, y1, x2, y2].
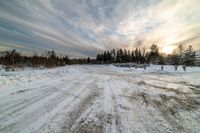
[0, 0, 200, 57]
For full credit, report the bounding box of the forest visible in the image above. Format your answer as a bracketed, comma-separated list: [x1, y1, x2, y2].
[96, 44, 196, 66]
[0, 44, 197, 70]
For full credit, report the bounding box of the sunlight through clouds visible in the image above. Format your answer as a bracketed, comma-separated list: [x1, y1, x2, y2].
[0, 0, 200, 57]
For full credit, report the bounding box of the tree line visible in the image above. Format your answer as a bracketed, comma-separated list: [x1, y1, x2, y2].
[0, 49, 94, 70]
[0, 49, 71, 68]
[96, 44, 196, 66]
[0, 44, 197, 69]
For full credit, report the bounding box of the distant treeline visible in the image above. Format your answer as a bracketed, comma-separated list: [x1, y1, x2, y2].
[96, 44, 196, 66]
[0, 49, 92, 69]
[0, 44, 197, 69]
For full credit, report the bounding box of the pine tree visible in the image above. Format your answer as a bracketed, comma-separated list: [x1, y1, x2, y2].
[184, 45, 195, 66]
[131, 51, 135, 62]
[135, 48, 139, 63]
[119, 49, 123, 63]
[148, 44, 160, 64]
[123, 49, 128, 62]
[103, 51, 107, 63]
[116, 50, 120, 63]
[106, 51, 112, 63]
[111, 49, 116, 63]
[127, 50, 131, 62]
[87, 57, 90, 64]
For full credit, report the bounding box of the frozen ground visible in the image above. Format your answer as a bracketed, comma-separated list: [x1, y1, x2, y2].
[0, 65, 200, 133]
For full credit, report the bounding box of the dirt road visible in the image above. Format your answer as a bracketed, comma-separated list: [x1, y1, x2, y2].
[0, 65, 200, 133]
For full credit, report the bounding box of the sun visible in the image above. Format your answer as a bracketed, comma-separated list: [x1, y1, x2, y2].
[162, 46, 174, 54]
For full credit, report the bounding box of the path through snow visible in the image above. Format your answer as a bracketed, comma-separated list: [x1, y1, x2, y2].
[0, 65, 200, 133]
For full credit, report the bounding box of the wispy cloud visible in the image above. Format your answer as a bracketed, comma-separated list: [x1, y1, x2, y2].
[0, 0, 200, 57]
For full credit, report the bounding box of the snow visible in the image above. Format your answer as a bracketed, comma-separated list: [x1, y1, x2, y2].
[111, 64, 200, 74]
[0, 64, 200, 133]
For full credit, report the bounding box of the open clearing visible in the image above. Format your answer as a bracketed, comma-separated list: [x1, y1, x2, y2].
[0, 65, 200, 133]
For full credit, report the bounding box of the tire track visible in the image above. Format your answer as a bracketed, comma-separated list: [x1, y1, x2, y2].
[0, 75, 90, 133]
[0, 75, 79, 112]
[38, 76, 103, 133]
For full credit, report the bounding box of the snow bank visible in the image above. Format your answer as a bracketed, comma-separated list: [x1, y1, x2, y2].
[110, 64, 200, 74]
[0, 66, 69, 88]
[147, 65, 200, 73]
[0, 65, 5, 71]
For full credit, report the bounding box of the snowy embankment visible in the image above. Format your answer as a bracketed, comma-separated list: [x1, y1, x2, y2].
[111, 64, 200, 73]
[0, 66, 77, 97]
[110, 64, 200, 85]
[0, 65, 200, 133]
[0, 67, 68, 87]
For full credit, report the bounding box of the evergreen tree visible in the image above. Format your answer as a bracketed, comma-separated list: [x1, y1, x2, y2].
[184, 45, 195, 66]
[103, 51, 107, 63]
[148, 44, 160, 64]
[87, 57, 90, 64]
[119, 49, 124, 63]
[178, 44, 184, 64]
[131, 51, 135, 62]
[106, 50, 112, 63]
[135, 48, 139, 63]
[127, 50, 131, 62]
[111, 49, 116, 63]
[116, 50, 120, 63]
[123, 49, 128, 62]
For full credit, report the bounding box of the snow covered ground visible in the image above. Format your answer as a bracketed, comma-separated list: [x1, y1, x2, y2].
[0, 65, 200, 133]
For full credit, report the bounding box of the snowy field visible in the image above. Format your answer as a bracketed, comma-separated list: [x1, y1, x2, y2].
[0, 65, 200, 133]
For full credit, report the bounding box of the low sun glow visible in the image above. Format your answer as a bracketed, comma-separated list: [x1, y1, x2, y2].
[162, 46, 174, 54]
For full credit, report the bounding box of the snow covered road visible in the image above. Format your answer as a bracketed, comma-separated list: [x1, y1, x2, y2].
[0, 65, 200, 133]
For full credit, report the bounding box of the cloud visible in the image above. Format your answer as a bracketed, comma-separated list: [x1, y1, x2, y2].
[0, 0, 200, 57]
[115, 0, 200, 49]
